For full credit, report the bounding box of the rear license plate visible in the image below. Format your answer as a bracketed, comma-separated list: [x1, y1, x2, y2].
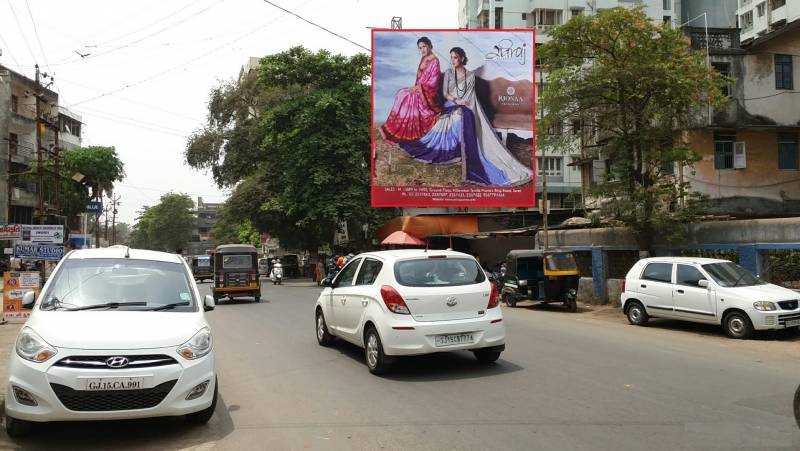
[82, 377, 144, 391]
[434, 333, 474, 347]
[786, 319, 800, 328]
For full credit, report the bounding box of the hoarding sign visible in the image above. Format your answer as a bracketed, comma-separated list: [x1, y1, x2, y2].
[14, 244, 65, 260]
[21, 225, 64, 244]
[371, 29, 536, 207]
[0, 224, 22, 240]
[3, 271, 39, 322]
[86, 201, 103, 214]
[69, 233, 91, 249]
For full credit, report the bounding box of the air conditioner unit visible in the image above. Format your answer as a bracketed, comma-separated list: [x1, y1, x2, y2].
[734, 142, 746, 169]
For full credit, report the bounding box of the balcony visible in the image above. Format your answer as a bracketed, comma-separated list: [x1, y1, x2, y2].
[770, 4, 787, 25]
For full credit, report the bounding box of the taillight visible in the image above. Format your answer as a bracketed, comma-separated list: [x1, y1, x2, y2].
[621, 279, 626, 293]
[380, 285, 411, 315]
[487, 282, 499, 309]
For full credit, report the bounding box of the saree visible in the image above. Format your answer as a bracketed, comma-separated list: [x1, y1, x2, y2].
[381, 56, 442, 143]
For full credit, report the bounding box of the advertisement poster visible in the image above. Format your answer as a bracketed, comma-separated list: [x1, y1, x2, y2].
[2, 271, 39, 322]
[21, 225, 65, 244]
[14, 244, 65, 261]
[0, 224, 22, 241]
[372, 29, 535, 207]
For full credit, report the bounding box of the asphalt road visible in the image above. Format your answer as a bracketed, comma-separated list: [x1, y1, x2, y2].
[3, 280, 799, 450]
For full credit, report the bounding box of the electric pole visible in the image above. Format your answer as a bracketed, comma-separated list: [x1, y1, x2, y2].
[35, 65, 44, 225]
[541, 159, 549, 250]
[111, 194, 120, 245]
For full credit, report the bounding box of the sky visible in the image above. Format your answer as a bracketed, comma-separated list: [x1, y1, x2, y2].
[373, 30, 534, 122]
[0, 0, 458, 224]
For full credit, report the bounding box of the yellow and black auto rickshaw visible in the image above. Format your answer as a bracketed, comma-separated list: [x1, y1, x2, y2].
[212, 244, 261, 303]
[500, 249, 580, 312]
[191, 255, 213, 282]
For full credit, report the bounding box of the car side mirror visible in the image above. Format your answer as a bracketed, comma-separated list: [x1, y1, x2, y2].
[22, 291, 36, 309]
[698, 280, 709, 289]
[204, 295, 215, 312]
[322, 278, 333, 288]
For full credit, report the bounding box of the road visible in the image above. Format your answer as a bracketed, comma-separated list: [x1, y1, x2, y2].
[3, 280, 799, 450]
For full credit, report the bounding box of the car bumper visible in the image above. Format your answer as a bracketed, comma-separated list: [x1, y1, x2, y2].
[5, 347, 216, 423]
[748, 308, 800, 331]
[378, 309, 506, 356]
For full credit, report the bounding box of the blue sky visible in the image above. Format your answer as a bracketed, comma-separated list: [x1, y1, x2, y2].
[373, 30, 534, 123]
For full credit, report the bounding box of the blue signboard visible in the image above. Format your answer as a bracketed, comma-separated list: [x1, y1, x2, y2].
[86, 201, 103, 214]
[14, 244, 65, 261]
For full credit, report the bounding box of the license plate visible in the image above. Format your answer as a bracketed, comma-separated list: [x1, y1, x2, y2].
[786, 319, 800, 328]
[82, 377, 144, 391]
[434, 333, 474, 347]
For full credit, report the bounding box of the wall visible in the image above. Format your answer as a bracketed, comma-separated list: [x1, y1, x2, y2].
[742, 30, 800, 127]
[682, 0, 738, 28]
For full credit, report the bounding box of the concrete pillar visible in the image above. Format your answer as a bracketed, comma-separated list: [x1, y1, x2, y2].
[737, 245, 763, 276]
[591, 247, 607, 302]
[0, 69, 10, 224]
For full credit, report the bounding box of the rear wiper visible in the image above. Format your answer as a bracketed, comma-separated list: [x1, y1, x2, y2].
[147, 301, 190, 311]
[66, 302, 147, 311]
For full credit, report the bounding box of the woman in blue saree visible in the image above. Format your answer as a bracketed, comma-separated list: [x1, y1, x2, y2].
[400, 47, 531, 186]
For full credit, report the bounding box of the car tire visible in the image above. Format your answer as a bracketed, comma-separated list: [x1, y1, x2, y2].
[473, 349, 501, 364]
[794, 384, 800, 429]
[364, 327, 391, 375]
[316, 310, 335, 346]
[626, 301, 649, 326]
[503, 294, 516, 308]
[5, 415, 32, 437]
[185, 378, 218, 425]
[565, 298, 577, 313]
[723, 311, 754, 339]
[254, 293, 261, 303]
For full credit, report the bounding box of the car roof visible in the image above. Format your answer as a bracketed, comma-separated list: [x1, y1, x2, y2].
[215, 244, 257, 253]
[637, 257, 730, 264]
[354, 249, 475, 261]
[66, 246, 184, 264]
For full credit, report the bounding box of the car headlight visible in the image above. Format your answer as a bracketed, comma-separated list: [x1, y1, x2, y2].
[16, 327, 57, 363]
[177, 327, 213, 360]
[518, 280, 527, 286]
[753, 301, 777, 311]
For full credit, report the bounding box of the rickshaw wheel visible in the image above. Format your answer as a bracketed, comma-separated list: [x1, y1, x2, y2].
[565, 299, 577, 313]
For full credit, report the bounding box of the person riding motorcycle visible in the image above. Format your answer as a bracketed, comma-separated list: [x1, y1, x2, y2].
[270, 258, 284, 285]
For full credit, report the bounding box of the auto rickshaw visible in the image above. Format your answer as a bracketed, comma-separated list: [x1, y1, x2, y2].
[191, 255, 213, 282]
[212, 244, 261, 303]
[500, 249, 580, 312]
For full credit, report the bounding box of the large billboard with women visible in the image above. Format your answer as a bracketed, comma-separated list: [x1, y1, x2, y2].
[372, 29, 535, 207]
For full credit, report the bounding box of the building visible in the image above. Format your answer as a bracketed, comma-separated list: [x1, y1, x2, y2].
[58, 106, 82, 151]
[185, 197, 222, 255]
[681, 0, 800, 216]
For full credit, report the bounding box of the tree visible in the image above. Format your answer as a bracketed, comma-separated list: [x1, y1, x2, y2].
[539, 7, 729, 252]
[62, 146, 125, 200]
[128, 193, 195, 253]
[186, 47, 391, 252]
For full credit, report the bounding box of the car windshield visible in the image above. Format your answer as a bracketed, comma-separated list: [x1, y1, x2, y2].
[40, 258, 196, 311]
[702, 262, 766, 287]
[546, 253, 577, 272]
[196, 257, 211, 268]
[222, 255, 251, 269]
[394, 257, 486, 287]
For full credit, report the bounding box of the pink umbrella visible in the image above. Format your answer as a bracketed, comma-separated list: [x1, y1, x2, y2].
[381, 231, 426, 246]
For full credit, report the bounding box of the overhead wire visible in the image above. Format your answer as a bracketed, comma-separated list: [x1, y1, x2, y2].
[23, 0, 51, 71]
[0, 32, 23, 71]
[7, 0, 38, 64]
[259, 0, 370, 52]
[92, 0, 199, 46]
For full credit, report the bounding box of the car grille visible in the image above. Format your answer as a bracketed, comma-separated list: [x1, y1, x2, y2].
[53, 354, 178, 370]
[778, 312, 800, 326]
[51, 380, 177, 412]
[777, 300, 798, 310]
[226, 273, 251, 287]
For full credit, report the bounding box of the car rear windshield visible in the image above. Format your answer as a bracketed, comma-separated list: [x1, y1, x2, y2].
[222, 255, 251, 269]
[40, 258, 196, 311]
[196, 257, 211, 267]
[394, 257, 486, 287]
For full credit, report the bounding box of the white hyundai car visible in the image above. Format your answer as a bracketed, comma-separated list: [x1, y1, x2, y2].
[314, 250, 506, 375]
[4, 247, 217, 436]
[621, 257, 800, 339]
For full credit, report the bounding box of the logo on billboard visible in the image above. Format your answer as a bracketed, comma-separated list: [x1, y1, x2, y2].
[486, 39, 527, 65]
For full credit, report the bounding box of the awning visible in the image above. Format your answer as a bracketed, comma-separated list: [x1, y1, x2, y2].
[376, 215, 479, 242]
[381, 231, 426, 246]
[427, 225, 538, 240]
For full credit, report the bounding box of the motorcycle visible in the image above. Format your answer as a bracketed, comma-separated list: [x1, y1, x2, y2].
[270, 263, 283, 285]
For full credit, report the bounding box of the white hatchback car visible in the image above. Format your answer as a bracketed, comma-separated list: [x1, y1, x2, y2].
[5, 247, 217, 436]
[621, 257, 800, 339]
[314, 250, 506, 374]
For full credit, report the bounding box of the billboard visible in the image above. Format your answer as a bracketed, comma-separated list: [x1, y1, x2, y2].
[14, 244, 65, 260]
[21, 225, 65, 244]
[371, 29, 536, 207]
[3, 271, 39, 322]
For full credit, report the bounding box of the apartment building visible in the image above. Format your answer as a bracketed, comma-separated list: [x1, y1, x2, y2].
[185, 196, 222, 256]
[737, 0, 800, 44]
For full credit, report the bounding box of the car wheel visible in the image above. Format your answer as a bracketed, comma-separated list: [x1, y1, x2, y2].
[565, 298, 577, 313]
[473, 349, 501, 364]
[724, 311, 754, 339]
[503, 294, 516, 308]
[794, 384, 800, 429]
[254, 293, 261, 303]
[626, 301, 649, 326]
[364, 327, 391, 375]
[5, 415, 32, 437]
[316, 310, 335, 346]
[185, 378, 218, 425]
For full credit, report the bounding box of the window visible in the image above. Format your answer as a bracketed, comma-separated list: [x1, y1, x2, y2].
[571, 119, 581, 135]
[663, 0, 671, 9]
[521, 13, 527, 21]
[546, 121, 562, 135]
[740, 11, 753, 29]
[676, 265, 707, 287]
[8, 133, 18, 155]
[714, 133, 736, 169]
[535, 9, 561, 26]
[495, 7, 503, 28]
[537, 157, 563, 177]
[571, 9, 582, 18]
[642, 263, 673, 283]
[222, 255, 251, 269]
[778, 132, 798, 170]
[712, 62, 731, 97]
[702, 262, 765, 287]
[11, 95, 18, 114]
[570, 156, 581, 171]
[394, 258, 485, 287]
[756, 2, 766, 16]
[775, 54, 793, 90]
[663, 16, 671, 26]
[355, 258, 383, 285]
[333, 258, 360, 287]
[771, 0, 786, 8]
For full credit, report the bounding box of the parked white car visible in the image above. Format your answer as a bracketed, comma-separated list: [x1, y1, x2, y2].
[621, 257, 800, 339]
[314, 250, 506, 374]
[5, 247, 218, 436]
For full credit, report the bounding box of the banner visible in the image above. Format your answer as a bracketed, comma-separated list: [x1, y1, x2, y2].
[21, 225, 65, 244]
[14, 244, 65, 260]
[3, 271, 39, 322]
[0, 224, 22, 240]
[372, 29, 536, 207]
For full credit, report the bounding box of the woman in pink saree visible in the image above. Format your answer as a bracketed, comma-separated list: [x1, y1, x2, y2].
[380, 37, 442, 143]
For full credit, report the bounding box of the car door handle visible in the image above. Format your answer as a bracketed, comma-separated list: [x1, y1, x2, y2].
[676, 289, 684, 294]
[340, 297, 346, 304]
[362, 300, 368, 307]
[641, 284, 647, 288]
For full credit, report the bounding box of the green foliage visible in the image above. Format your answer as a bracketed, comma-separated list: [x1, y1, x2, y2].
[128, 193, 195, 253]
[62, 146, 125, 199]
[539, 7, 729, 251]
[186, 47, 389, 251]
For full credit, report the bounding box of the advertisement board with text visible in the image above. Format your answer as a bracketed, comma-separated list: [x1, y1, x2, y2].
[3, 271, 39, 322]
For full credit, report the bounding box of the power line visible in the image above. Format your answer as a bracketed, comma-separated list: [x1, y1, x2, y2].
[92, 0, 199, 46]
[0, 32, 23, 71]
[259, 0, 370, 52]
[74, 105, 195, 135]
[72, 108, 193, 138]
[7, 0, 38, 64]
[23, 0, 51, 71]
